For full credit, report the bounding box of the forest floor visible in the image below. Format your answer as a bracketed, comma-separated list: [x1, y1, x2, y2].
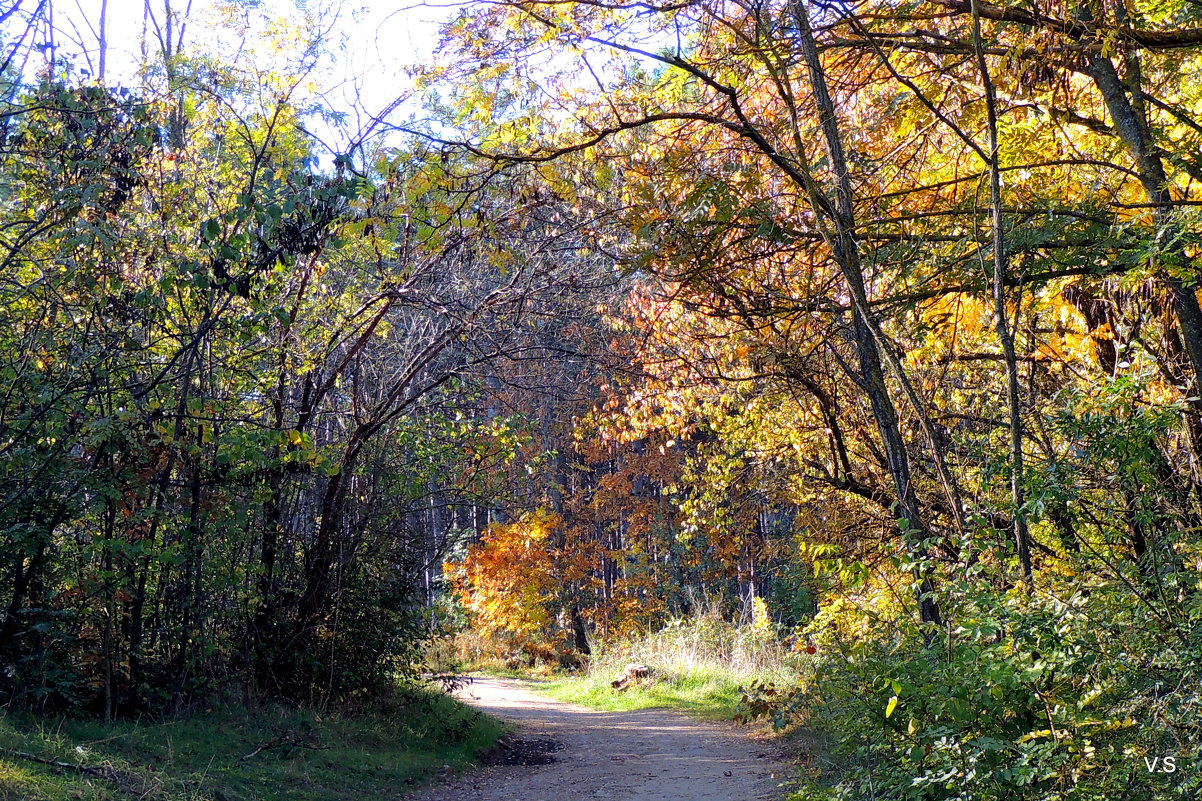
[408, 677, 794, 801]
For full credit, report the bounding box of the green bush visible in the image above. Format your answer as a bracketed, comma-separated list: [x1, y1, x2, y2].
[765, 580, 1202, 801]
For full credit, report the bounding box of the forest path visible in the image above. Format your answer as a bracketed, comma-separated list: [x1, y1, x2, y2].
[409, 677, 790, 801]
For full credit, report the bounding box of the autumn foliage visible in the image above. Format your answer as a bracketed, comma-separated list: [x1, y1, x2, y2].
[444, 510, 563, 649]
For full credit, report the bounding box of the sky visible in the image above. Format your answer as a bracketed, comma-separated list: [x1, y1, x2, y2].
[48, 0, 456, 157]
[37, 0, 669, 165]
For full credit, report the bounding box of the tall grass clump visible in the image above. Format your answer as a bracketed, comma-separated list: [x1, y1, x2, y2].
[598, 612, 798, 681]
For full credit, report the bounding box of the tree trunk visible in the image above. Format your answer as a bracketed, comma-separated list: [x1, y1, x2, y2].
[971, 0, 1033, 583]
[794, 0, 943, 625]
[1086, 24, 1202, 446]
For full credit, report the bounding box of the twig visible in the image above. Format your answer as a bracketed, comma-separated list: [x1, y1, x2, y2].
[0, 746, 157, 799]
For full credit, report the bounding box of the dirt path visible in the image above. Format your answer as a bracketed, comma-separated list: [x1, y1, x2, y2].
[410, 677, 791, 801]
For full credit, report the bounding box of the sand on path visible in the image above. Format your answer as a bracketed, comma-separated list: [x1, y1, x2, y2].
[409, 677, 791, 801]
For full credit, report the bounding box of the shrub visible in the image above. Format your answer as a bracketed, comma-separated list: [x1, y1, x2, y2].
[760, 580, 1202, 800]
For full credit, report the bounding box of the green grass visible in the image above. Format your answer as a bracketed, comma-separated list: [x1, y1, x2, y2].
[539, 667, 749, 721]
[531, 613, 805, 723]
[0, 685, 504, 801]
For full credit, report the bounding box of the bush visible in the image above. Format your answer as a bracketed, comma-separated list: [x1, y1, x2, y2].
[762, 580, 1202, 800]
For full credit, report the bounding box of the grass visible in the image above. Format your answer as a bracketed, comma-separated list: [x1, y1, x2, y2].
[533, 613, 804, 723]
[0, 684, 504, 801]
[540, 667, 750, 721]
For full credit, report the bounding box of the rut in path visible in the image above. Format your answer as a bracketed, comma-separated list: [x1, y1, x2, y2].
[409, 677, 791, 801]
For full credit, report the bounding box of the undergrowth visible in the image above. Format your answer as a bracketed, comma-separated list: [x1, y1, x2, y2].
[426, 627, 575, 677]
[747, 580, 1202, 801]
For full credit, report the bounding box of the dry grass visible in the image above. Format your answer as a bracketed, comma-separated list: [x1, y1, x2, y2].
[426, 628, 573, 676]
[589, 613, 799, 684]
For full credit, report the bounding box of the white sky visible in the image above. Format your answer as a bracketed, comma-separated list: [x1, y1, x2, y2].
[50, 0, 455, 157]
[41, 0, 667, 163]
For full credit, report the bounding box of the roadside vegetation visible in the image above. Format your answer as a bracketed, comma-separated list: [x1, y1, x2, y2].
[0, 683, 502, 801]
[540, 611, 799, 722]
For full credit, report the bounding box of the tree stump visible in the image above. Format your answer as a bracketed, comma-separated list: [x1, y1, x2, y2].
[610, 662, 652, 691]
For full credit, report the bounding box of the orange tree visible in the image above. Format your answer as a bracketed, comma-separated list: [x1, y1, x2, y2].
[444, 509, 565, 654]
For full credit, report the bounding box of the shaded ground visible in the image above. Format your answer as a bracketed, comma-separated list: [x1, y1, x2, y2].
[410, 677, 790, 801]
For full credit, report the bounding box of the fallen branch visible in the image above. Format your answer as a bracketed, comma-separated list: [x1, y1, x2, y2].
[240, 731, 330, 761]
[0, 746, 156, 799]
[0, 746, 110, 777]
